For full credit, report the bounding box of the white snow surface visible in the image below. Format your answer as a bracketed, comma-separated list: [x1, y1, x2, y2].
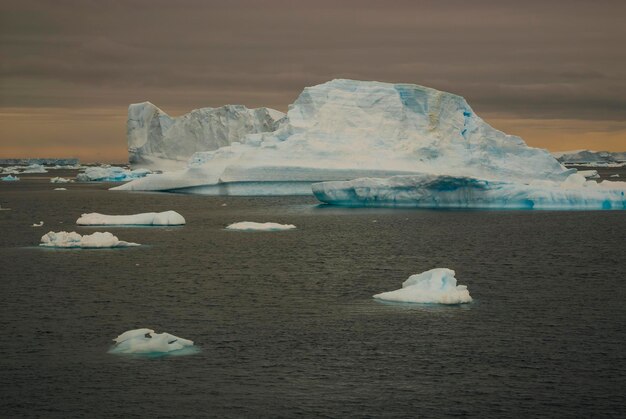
[226, 221, 296, 231]
[374, 268, 472, 304]
[109, 328, 195, 355]
[50, 177, 71, 183]
[39, 231, 140, 248]
[76, 211, 185, 226]
[128, 102, 285, 170]
[77, 166, 151, 182]
[313, 173, 626, 209]
[113, 79, 570, 195]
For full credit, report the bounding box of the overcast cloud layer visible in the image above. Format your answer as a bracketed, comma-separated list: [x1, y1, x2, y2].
[1, 0, 625, 160]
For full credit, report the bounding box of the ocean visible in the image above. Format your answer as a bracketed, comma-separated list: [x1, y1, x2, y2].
[1, 168, 625, 417]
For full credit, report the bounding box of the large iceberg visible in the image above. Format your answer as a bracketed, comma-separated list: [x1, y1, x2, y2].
[128, 102, 285, 170]
[374, 268, 472, 304]
[114, 79, 571, 195]
[76, 211, 185, 226]
[313, 173, 626, 209]
[77, 166, 151, 182]
[39, 231, 140, 248]
[109, 328, 197, 356]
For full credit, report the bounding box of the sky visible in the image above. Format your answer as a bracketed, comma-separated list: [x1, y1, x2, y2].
[1, 0, 625, 162]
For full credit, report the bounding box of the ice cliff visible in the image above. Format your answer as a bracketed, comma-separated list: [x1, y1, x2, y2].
[128, 102, 285, 170]
[115, 79, 571, 195]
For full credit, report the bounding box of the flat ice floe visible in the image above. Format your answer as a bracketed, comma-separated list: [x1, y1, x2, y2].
[374, 268, 472, 304]
[50, 177, 72, 183]
[313, 173, 626, 210]
[39, 231, 140, 248]
[76, 211, 185, 226]
[226, 221, 296, 231]
[109, 328, 197, 356]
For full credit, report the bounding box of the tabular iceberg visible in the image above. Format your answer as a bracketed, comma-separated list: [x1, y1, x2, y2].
[313, 173, 626, 209]
[114, 79, 571, 195]
[128, 102, 285, 170]
[109, 328, 197, 356]
[39, 231, 140, 248]
[77, 166, 151, 182]
[374, 268, 472, 304]
[76, 211, 185, 226]
[226, 221, 296, 231]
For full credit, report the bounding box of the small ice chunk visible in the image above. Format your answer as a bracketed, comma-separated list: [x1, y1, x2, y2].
[32, 221, 44, 227]
[226, 221, 296, 231]
[76, 211, 185, 226]
[610, 174, 620, 178]
[39, 231, 140, 248]
[53, 187, 67, 191]
[1, 175, 20, 181]
[50, 177, 71, 183]
[109, 328, 196, 356]
[578, 170, 600, 179]
[21, 164, 48, 173]
[373, 268, 472, 304]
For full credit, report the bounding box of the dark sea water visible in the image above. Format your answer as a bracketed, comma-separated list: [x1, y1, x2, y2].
[1, 168, 625, 418]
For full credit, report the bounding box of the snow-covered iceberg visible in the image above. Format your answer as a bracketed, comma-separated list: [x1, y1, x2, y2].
[226, 221, 296, 231]
[1, 175, 20, 181]
[76, 211, 185, 226]
[77, 166, 151, 182]
[374, 268, 472, 304]
[113, 79, 571, 195]
[313, 173, 626, 209]
[128, 102, 285, 170]
[109, 328, 197, 356]
[39, 231, 140, 248]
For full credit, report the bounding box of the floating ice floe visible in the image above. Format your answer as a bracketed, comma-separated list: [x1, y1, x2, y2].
[76, 210, 185, 226]
[53, 187, 67, 191]
[109, 328, 197, 356]
[32, 221, 44, 227]
[312, 173, 626, 210]
[50, 177, 72, 183]
[226, 221, 296, 231]
[611, 174, 621, 178]
[373, 268, 472, 304]
[578, 170, 600, 179]
[76, 166, 151, 182]
[39, 231, 140, 248]
[1, 175, 20, 181]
